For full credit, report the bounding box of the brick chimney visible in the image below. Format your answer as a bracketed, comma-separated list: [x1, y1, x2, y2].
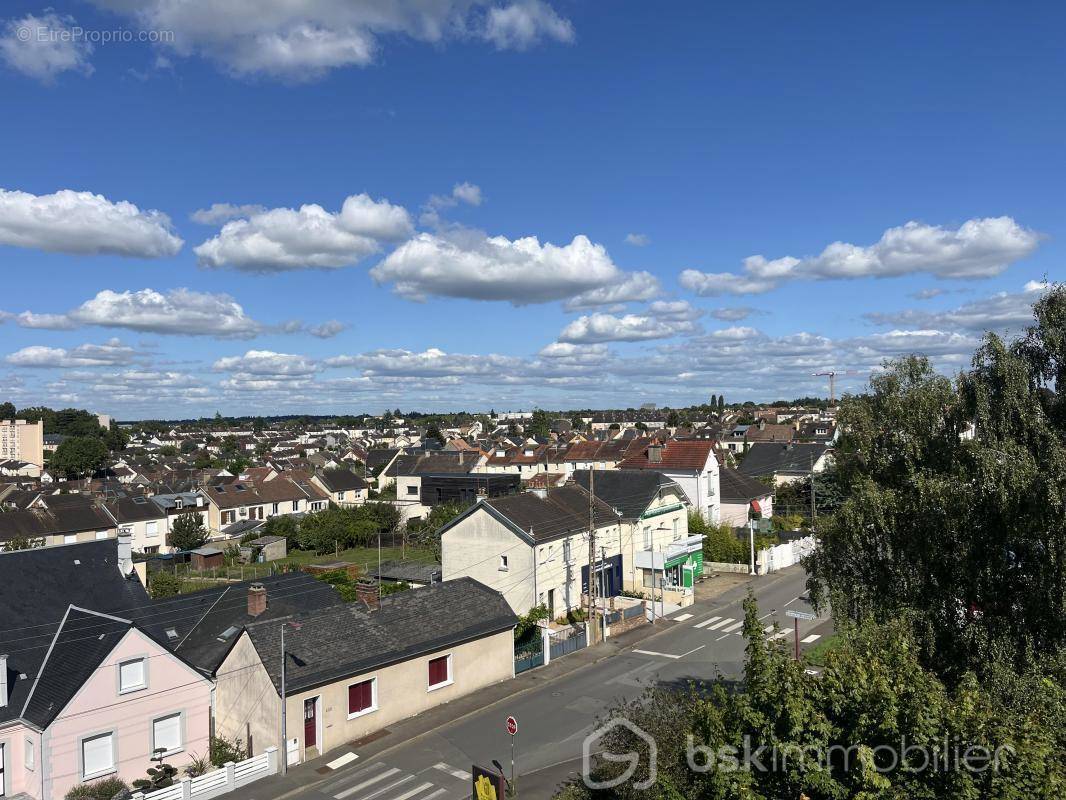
[648, 444, 663, 463]
[356, 578, 379, 611]
[248, 583, 267, 617]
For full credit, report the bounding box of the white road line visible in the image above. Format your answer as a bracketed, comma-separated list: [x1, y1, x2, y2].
[693, 616, 721, 629]
[707, 618, 734, 630]
[347, 775, 415, 800]
[327, 753, 360, 770]
[632, 644, 706, 660]
[433, 763, 469, 780]
[762, 625, 775, 634]
[784, 596, 800, 607]
[324, 762, 388, 793]
[388, 782, 435, 800]
[334, 767, 401, 799]
[420, 790, 449, 800]
[673, 613, 694, 622]
[721, 620, 745, 633]
[801, 634, 822, 644]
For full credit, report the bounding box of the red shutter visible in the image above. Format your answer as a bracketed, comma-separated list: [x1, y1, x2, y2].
[428, 656, 449, 686]
[348, 680, 374, 714]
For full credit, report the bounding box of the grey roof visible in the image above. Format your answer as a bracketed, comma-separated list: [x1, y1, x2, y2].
[366, 560, 442, 584]
[222, 518, 267, 537]
[247, 535, 286, 546]
[0, 494, 115, 542]
[106, 495, 167, 524]
[246, 578, 516, 694]
[0, 540, 151, 725]
[719, 467, 774, 503]
[737, 443, 830, 479]
[571, 469, 683, 521]
[385, 452, 475, 477]
[315, 468, 368, 493]
[481, 486, 618, 543]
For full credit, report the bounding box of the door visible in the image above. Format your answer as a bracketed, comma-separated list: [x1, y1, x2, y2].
[304, 697, 317, 750]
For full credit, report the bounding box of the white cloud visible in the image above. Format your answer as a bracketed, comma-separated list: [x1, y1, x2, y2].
[373, 231, 640, 305]
[450, 182, 482, 206]
[483, 0, 575, 50]
[6, 339, 137, 368]
[558, 312, 698, 344]
[864, 283, 1047, 333]
[326, 347, 520, 377]
[213, 350, 319, 376]
[67, 288, 266, 338]
[0, 188, 183, 257]
[564, 271, 661, 311]
[194, 193, 412, 272]
[909, 287, 949, 300]
[624, 233, 650, 247]
[681, 217, 1041, 296]
[91, 0, 574, 80]
[710, 306, 757, 321]
[308, 320, 346, 339]
[648, 300, 704, 322]
[0, 12, 94, 83]
[190, 203, 266, 224]
[421, 182, 484, 226]
[13, 311, 78, 330]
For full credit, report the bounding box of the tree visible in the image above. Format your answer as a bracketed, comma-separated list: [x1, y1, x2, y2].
[169, 512, 208, 551]
[0, 401, 15, 419]
[50, 436, 108, 478]
[709, 393, 717, 410]
[528, 409, 551, 438]
[717, 395, 725, 413]
[149, 570, 182, 598]
[666, 410, 681, 427]
[4, 535, 44, 551]
[425, 424, 445, 446]
[808, 286, 1066, 678]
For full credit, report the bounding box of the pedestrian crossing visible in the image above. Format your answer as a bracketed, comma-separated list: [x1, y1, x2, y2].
[322, 759, 468, 800]
[685, 614, 824, 645]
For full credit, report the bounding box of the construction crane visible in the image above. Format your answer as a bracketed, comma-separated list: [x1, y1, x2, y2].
[813, 370, 862, 404]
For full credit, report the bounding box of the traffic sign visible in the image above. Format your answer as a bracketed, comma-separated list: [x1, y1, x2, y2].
[506, 716, 518, 736]
[786, 609, 816, 620]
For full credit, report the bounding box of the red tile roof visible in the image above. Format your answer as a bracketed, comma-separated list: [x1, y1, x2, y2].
[618, 439, 717, 471]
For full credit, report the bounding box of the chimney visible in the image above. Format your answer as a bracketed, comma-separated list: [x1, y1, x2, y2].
[117, 531, 133, 578]
[648, 445, 663, 464]
[527, 486, 548, 499]
[248, 583, 267, 617]
[0, 654, 7, 708]
[356, 578, 379, 610]
[759, 418, 766, 430]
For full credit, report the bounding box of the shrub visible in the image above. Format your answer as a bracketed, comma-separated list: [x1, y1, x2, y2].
[149, 569, 183, 598]
[183, 753, 212, 778]
[380, 581, 409, 596]
[209, 734, 247, 767]
[64, 777, 130, 800]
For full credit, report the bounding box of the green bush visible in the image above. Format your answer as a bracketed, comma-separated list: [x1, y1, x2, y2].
[149, 569, 183, 598]
[64, 777, 130, 800]
[380, 581, 409, 596]
[209, 734, 247, 767]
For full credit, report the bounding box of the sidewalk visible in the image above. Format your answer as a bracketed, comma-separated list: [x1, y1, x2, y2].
[243, 620, 671, 800]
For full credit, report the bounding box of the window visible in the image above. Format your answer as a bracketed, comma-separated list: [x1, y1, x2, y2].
[96, 530, 110, 540]
[406, 485, 418, 495]
[272, 503, 279, 515]
[25, 737, 34, 770]
[175, 498, 184, 510]
[152, 712, 183, 756]
[499, 555, 509, 571]
[643, 527, 652, 549]
[81, 732, 115, 779]
[428, 655, 452, 690]
[222, 511, 234, 525]
[64, 534, 77, 544]
[118, 658, 146, 693]
[347, 678, 377, 718]
[672, 518, 679, 541]
[146, 521, 158, 537]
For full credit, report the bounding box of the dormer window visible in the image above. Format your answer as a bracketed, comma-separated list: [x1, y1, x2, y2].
[175, 498, 183, 510]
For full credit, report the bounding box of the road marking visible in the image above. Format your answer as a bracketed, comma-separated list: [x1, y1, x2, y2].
[693, 616, 721, 629]
[346, 774, 414, 800]
[334, 767, 401, 798]
[388, 782, 434, 800]
[433, 763, 468, 780]
[784, 596, 800, 607]
[673, 613, 694, 622]
[706, 618, 734, 630]
[327, 753, 359, 770]
[324, 762, 388, 793]
[801, 634, 822, 644]
[632, 644, 706, 660]
[762, 625, 775, 634]
[721, 620, 745, 633]
[420, 791, 448, 800]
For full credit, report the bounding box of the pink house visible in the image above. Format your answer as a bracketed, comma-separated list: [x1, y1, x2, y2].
[0, 605, 212, 800]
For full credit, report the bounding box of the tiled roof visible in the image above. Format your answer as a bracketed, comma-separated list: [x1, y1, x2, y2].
[484, 486, 618, 543]
[618, 439, 717, 471]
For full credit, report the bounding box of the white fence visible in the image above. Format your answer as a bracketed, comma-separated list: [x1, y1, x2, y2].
[132, 747, 279, 800]
[757, 535, 816, 574]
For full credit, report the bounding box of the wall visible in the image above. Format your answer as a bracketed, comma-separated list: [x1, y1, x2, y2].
[441, 510, 535, 613]
[0, 722, 43, 799]
[45, 629, 212, 800]
[720, 494, 773, 528]
[214, 632, 280, 760]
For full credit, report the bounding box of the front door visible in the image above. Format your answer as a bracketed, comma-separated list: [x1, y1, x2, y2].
[304, 698, 317, 750]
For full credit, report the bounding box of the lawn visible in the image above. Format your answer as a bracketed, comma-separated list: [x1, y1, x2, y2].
[170, 543, 438, 582]
[803, 633, 841, 667]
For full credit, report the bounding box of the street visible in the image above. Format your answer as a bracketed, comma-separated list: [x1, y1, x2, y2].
[249, 566, 829, 800]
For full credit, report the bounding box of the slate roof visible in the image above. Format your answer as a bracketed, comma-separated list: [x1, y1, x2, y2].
[315, 468, 368, 493]
[366, 560, 442, 584]
[245, 578, 516, 694]
[385, 452, 475, 477]
[482, 486, 618, 543]
[0, 540, 151, 725]
[571, 469, 684, 521]
[737, 443, 830, 478]
[106, 495, 167, 524]
[618, 440, 717, 471]
[719, 467, 773, 503]
[133, 572, 342, 674]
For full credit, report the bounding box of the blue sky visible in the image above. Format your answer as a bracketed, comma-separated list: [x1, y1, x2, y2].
[0, 1, 1062, 418]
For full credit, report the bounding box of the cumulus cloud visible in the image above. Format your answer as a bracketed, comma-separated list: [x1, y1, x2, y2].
[1, 12, 94, 83]
[624, 233, 650, 247]
[194, 193, 412, 272]
[308, 320, 346, 339]
[373, 231, 647, 305]
[90, 0, 574, 80]
[564, 271, 661, 311]
[648, 300, 704, 322]
[864, 283, 1047, 333]
[326, 347, 520, 377]
[680, 217, 1041, 296]
[422, 182, 485, 226]
[190, 203, 266, 224]
[69, 288, 266, 338]
[6, 339, 137, 368]
[213, 350, 319, 376]
[13, 311, 78, 330]
[0, 188, 183, 257]
[559, 312, 698, 344]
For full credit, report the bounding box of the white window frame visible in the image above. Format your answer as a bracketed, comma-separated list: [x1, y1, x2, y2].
[117, 656, 148, 694]
[346, 677, 378, 720]
[25, 737, 34, 770]
[151, 711, 184, 758]
[63, 534, 77, 544]
[80, 730, 116, 781]
[498, 555, 509, 571]
[427, 653, 453, 692]
[146, 520, 159, 537]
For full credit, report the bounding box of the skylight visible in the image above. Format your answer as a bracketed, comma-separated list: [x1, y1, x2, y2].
[165, 628, 178, 640]
[217, 626, 240, 642]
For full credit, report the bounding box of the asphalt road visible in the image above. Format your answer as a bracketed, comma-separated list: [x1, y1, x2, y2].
[259, 566, 830, 800]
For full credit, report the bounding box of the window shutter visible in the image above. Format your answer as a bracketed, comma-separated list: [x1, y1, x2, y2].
[348, 680, 373, 713]
[82, 733, 114, 777]
[153, 713, 182, 753]
[429, 656, 449, 686]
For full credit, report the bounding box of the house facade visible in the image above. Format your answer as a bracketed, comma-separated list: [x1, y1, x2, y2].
[618, 440, 722, 522]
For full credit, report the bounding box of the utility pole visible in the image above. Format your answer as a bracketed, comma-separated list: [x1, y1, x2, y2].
[809, 453, 816, 530]
[587, 469, 597, 644]
[280, 625, 287, 775]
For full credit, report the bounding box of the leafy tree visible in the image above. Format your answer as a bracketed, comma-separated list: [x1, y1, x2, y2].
[149, 570, 182, 598]
[4, 535, 44, 551]
[528, 409, 551, 438]
[180, 439, 200, 454]
[168, 512, 208, 551]
[666, 410, 681, 427]
[717, 395, 725, 413]
[50, 436, 108, 478]
[0, 401, 16, 419]
[425, 424, 445, 446]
